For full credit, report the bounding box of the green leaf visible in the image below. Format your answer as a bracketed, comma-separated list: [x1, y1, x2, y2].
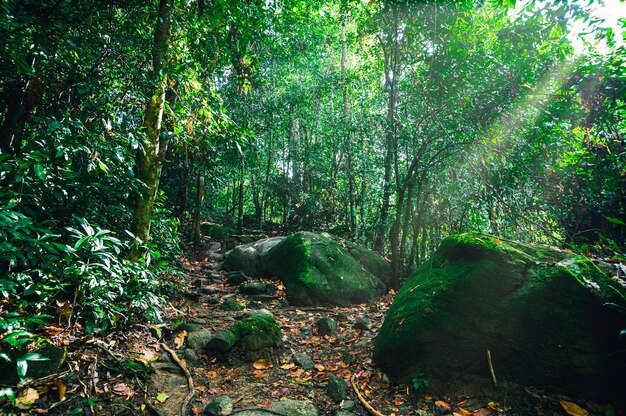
[34, 163, 47, 180]
[604, 216, 626, 226]
[16, 358, 28, 378]
[22, 353, 49, 362]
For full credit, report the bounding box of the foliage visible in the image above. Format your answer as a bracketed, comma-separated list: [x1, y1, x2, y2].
[411, 372, 430, 391]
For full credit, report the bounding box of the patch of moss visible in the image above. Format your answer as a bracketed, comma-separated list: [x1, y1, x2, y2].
[233, 314, 282, 351]
[201, 222, 235, 239]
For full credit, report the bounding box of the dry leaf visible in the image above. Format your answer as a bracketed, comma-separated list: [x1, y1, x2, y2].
[112, 383, 133, 397]
[253, 359, 272, 369]
[453, 409, 473, 416]
[15, 388, 39, 408]
[560, 401, 590, 416]
[251, 370, 269, 379]
[206, 371, 218, 379]
[435, 400, 452, 410]
[174, 331, 187, 349]
[392, 397, 405, 405]
[281, 363, 295, 370]
[53, 377, 66, 401]
[313, 364, 325, 371]
[156, 392, 169, 403]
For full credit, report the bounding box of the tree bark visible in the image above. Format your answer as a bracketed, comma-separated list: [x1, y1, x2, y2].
[191, 164, 205, 244]
[130, 0, 173, 259]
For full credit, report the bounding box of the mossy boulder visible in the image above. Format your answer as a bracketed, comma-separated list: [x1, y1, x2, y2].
[374, 232, 626, 400]
[264, 232, 386, 306]
[201, 222, 236, 240]
[330, 235, 391, 287]
[224, 237, 284, 277]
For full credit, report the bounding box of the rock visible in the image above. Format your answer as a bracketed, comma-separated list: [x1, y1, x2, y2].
[225, 271, 249, 285]
[239, 282, 277, 296]
[317, 317, 338, 336]
[220, 296, 245, 311]
[204, 396, 233, 416]
[206, 329, 240, 352]
[201, 222, 235, 240]
[335, 411, 354, 416]
[202, 262, 221, 271]
[191, 317, 208, 324]
[207, 272, 222, 280]
[327, 375, 348, 403]
[265, 232, 387, 306]
[184, 349, 201, 366]
[208, 252, 224, 262]
[234, 314, 282, 360]
[269, 400, 318, 416]
[195, 278, 210, 288]
[374, 232, 626, 401]
[329, 234, 391, 287]
[335, 312, 348, 322]
[224, 237, 285, 276]
[341, 400, 355, 410]
[353, 318, 372, 331]
[186, 329, 212, 350]
[293, 352, 315, 370]
[245, 309, 274, 319]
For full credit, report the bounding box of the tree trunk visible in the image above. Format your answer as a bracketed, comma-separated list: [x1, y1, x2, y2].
[130, 0, 173, 259]
[191, 166, 205, 244]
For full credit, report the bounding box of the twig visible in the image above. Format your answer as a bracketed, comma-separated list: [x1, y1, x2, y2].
[487, 349, 497, 387]
[160, 342, 195, 416]
[350, 373, 385, 416]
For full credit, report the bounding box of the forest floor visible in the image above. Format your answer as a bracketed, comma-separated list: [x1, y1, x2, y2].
[13, 238, 618, 416]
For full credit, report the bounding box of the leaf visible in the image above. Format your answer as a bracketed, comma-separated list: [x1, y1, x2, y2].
[435, 400, 452, 410]
[251, 369, 269, 379]
[604, 216, 626, 226]
[156, 392, 169, 403]
[560, 400, 589, 416]
[16, 359, 28, 378]
[174, 331, 187, 349]
[22, 353, 49, 362]
[15, 388, 39, 408]
[113, 383, 133, 396]
[253, 359, 272, 369]
[53, 378, 66, 401]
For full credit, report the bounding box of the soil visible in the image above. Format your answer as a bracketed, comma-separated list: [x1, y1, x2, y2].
[8, 238, 621, 416]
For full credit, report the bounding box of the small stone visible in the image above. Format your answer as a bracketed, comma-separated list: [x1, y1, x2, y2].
[341, 400, 355, 410]
[335, 313, 349, 322]
[327, 375, 348, 403]
[353, 318, 373, 331]
[206, 329, 239, 352]
[204, 396, 233, 416]
[221, 296, 245, 311]
[294, 352, 315, 370]
[202, 262, 220, 271]
[191, 317, 208, 324]
[245, 309, 273, 319]
[226, 271, 249, 285]
[299, 326, 311, 335]
[335, 411, 354, 416]
[182, 291, 201, 300]
[224, 316, 237, 322]
[317, 317, 338, 336]
[184, 349, 201, 366]
[239, 282, 277, 296]
[269, 399, 317, 416]
[195, 278, 210, 288]
[187, 329, 213, 350]
[208, 272, 221, 280]
[209, 252, 224, 262]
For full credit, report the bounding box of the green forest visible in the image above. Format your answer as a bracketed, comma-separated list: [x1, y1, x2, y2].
[1, 0, 625, 415]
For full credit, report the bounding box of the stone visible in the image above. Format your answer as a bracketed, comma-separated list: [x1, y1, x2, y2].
[234, 314, 282, 359]
[183, 349, 201, 366]
[204, 396, 233, 416]
[293, 352, 315, 370]
[209, 252, 224, 262]
[335, 411, 354, 416]
[326, 375, 348, 403]
[195, 278, 210, 288]
[245, 309, 274, 319]
[239, 282, 277, 296]
[269, 400, 318, 416]
[202, 262, 221, 271]
[224, 237, 285, 277]
[225, 271, 249, 285]
[201, 223, 235, 240]
[335, 313, 349, 322]
[221, 296, 245, 311]
[206, 329, 240, 352]
[317, 317, 338, 336]
[374, 232, 626, 402]
[186, 329, 213, 350]
[353, 318, 373, 331]
[264, 232, 386, 306]
[328, 234, 391, 287]
[341, 400, 355, 410]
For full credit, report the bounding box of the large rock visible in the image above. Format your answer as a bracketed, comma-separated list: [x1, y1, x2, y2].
[224, 237, 285, 277]
[331, 236, 391, 287]
[264, 232, 387, 306]
[234, 400, 318, 416]
[374, 232, 626, 401]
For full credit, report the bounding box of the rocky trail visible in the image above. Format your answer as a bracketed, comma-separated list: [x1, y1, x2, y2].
[13, 238, 621, 416]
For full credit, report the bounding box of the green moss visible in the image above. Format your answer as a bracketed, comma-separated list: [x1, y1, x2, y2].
[201, 222, 235, 239]
[233, 314, 282, 348]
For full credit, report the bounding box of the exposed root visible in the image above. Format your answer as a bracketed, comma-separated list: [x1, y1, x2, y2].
[160, 342, 195, 416]
[350, 373, 385, 416]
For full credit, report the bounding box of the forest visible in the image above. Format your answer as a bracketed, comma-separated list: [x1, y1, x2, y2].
[1, 0, 625, 415]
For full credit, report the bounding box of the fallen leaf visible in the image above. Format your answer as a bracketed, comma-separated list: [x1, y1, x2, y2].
[560, 401, 589, 416]
[53, 377, 66, 401]
[314, 364, 325, 371]
[253, 359, 272, 369]
[392, 397, 405, 405]
[281, 363, 295, 370]
[435, 400, 452, 410]
[206, 371, 218, 379]
[156, 392, 169, 403]
[15, 388, 39, 408]
[453, 409, 473, 416]
[174, 331, 187, 349]
[252, 370, 269, 379]
[112, 383, 133, 397]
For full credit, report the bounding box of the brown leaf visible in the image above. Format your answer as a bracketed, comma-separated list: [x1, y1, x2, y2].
[112, 383, 133, 397]
[174, 331, 187, 349]
[53, 378, 66, 401]
[453, 409, 473, 416]
[313, 364, 325, 371]
[560, 401, 590, 416]
[435, 400, 452, 410]
[251, 370, 269, 379]
[253, 359, 272, 370]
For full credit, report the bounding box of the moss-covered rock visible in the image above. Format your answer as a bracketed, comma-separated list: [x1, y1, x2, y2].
[374, 232, 626, 401]
[329, 235, 390, 287]
[265, 232, 386, 306]
[201, 222, 236, 240]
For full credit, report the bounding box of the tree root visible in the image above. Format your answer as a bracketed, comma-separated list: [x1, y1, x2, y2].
[160, 342, 195, 416]
[350, 373, 385, 416]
